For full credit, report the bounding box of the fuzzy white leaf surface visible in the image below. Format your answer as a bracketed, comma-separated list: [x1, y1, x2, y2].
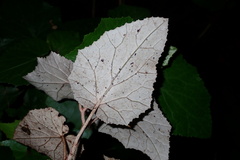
[99, 101, 171, 160]
[24, 52, 74, 101]
[68, 17, 168, 125]
[14, 107, 73, 160]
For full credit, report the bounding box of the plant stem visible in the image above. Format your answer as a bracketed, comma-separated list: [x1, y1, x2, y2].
[79, 104, 87, 124]
[67, 106, 98, 160]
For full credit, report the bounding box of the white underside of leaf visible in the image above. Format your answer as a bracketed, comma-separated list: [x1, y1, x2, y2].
[13, 107, 71, 160]
[68, 17, 168, 125]
[99, 101, 171, 160]
[24, 52, 74, 101]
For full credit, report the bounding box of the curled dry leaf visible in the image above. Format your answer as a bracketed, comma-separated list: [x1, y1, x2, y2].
[68, 17, 168, 125]
[99, 101, 171, 160]
[14, 107, 74, 160]
[24, 51, 74, 101]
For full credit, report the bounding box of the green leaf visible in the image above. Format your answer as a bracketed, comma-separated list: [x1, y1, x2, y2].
[65, 17, 133, 61]
[0, 120, 20, 139]
[45, 97, 81, 132]
[0, 146, 15, 160]
[0, 38, 49, 85]
[47, 31, 81, 56]
[0, 140, 27, 160]
[0, 87, 47, 121]
[0, 140, 49, 160]
[23, 88, 48, 109]
[108, 5, 151, 20]
[14, 88, 49, 120]
[158, 55, 212, 138]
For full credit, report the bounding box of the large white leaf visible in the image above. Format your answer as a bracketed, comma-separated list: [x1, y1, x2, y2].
[99, 101, 171, 160]
[13, 107, 75, 160]
[24, 51, 74, 101]
[68, 17, 168, 125]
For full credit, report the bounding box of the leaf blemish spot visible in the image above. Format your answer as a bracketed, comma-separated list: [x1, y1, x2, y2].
[21, 126, 31, 135]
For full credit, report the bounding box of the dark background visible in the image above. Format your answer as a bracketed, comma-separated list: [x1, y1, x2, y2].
[1, 0, 240, 159]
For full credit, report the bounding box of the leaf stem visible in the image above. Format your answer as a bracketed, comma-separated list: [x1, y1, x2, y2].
[79, 104, 87, 124]
[67, 106, 98, 160]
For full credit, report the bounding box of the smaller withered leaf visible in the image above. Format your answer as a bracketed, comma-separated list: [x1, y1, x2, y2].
[68, 17, 168, 125]
[23, 51, 74, 101]
[14, 107, 75, 160]
[99, 100, 171, 160]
